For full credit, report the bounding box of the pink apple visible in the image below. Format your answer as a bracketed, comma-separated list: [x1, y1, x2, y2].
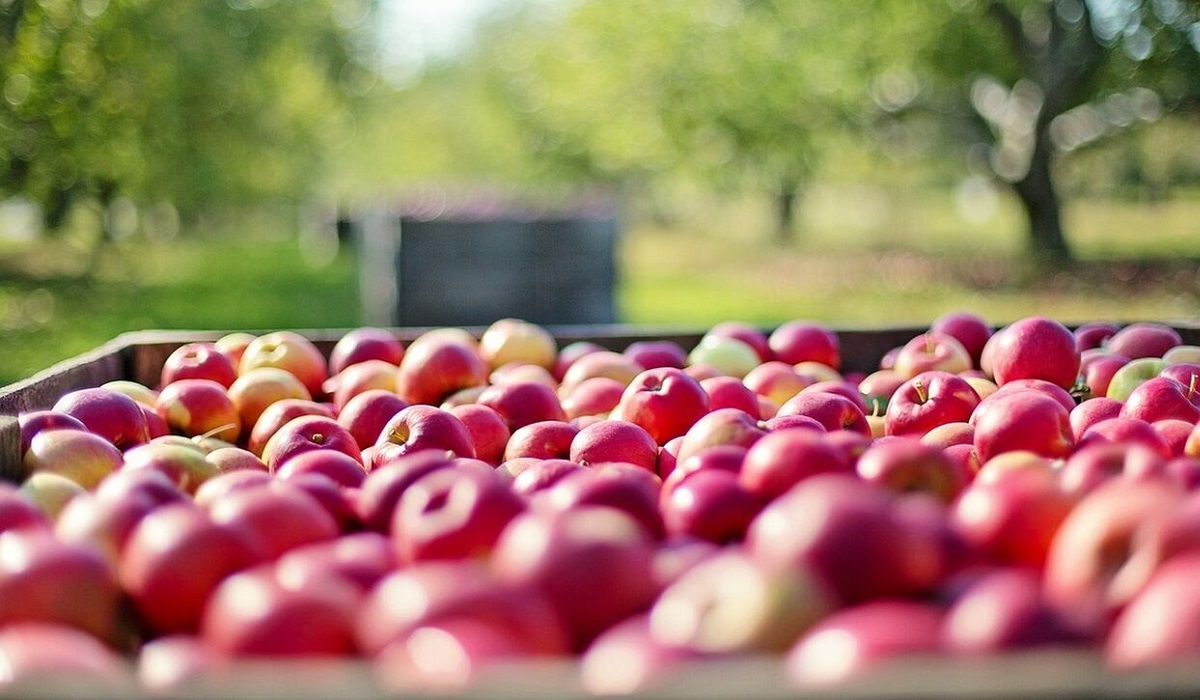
[1069, 397, 1124, 441]
[328, 327, 404, 375]
[892, 331, 973, 380]
[775, 391, 870, 437]
[623, 339, 688, 370]
[446, 404, 510, 465]
[395, 332, 490, 406]
[17, 411, 88, 459]
[537, 465, 664, 540]
[322, 359, 398, 411]
[336, 389, 409, 452]
[1106, 552, 1200, 669]
[560, 376, 626, 420]
[559, 350, 644, 394]
[373, 405, 475, 462]
[160, 341, 238, 389]
[884, 370, 980, 438]
[1106, 322, 1183, 360]
[1074, 322, 1120, 351]
[274, 449, 367, 488]
[569, 419, 658, 472]
[580, 614, 702, 696]
[673, 408, 766, 467]
[660, 467, 764, 544]
[52, 387, 149, 450]
[504, 420, 578, 462]
[508, 458, 587, 497]
[0, 623, 132, 690]
[1082, 355, 1129, 399]
[739, 428, 852, 501]
[768, 321, 839, 369]
[856, 437, 969, 503]
[392, 467, 526, 563]
[985, 316, 1080, 389]
[920, 421, 975, 449]
[1077, 417, 1174, 460]
[698, 375, 760, 417]
[553, 341, 606, 382]
[942, 567, 1089, 654]
[931, 310, 992, 367]
[1155, 419, 1195, 458]
[477, 380, 567, 431]
[247, 398, 336, 457]
[1121, 376, 1200, 424]
[207, 480, 340, 560]
[972, 389, 1074, 462]
[262, 414, 362, 473]
[1057, 442, 1168, 497]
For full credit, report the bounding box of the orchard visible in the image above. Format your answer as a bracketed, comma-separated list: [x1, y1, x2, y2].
[5, 314, 1200, 695]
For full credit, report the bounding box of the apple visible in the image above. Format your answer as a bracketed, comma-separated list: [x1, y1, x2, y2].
[1121, 376, 1200, 424]
[204, 446, 269, 475]
[537, 465, 664, 540]
[1106, 552, 1200, 669]
[985, 316, 1080, 389]
[892, 332, 973, 380]
[490, 506, 661, 651]
[446, 404, 510, 465]
[931, 310, 992, 367]
[1106, 357, 1168, 401]
[1081, 355, 1129, 399]
[323, 359, 398, 411]
[273, 531, 396, 596]
[580, 614, 702, 696]
[558, 350, 644, 395]
[1156, 419, 1195, 458]
[328, 327, 404, 375]
[336, 390, 408, 453]
[17, 411, 88, 459]
[942, 567, 1089, 654]
[0, 622, 132, 691]
[685, 336, 760, 379]
[1164, 345, 1200, 365]
[768, 321, 839, 369]
[18, 473, 87, 521]
[201, 565, 358, 657]
[274, 449, 368, 488]
[1069, 397, 1124, 441]
[392, 466, 526, 563]
[857, 369, 906, 414]
[920, 421, 974, 449]
[1074, 322, 1120, 352]
[569, 419, 658, 472]
[661, 444, 747, 503]
[972, 389, 1074, 463]
[238, 330, 329, 399]
[154, 378, 241, 444]
[743, 361, 817, 410]
[101, 379, 159, 408]
[1057, 442, 1168, 498]
[559, 376, 625, 420]
[53, 486, 163, 568]
[227, 367, 312, 436]
[214, 331, 256, 367]
[987, 377, 1077, 413]
[786, 599, 945, 686]
[1077, 417, 1174, 461]
[373, 405, 475, 462]
[1106, 322, 1183, 360]
[119, 501, 266, 635]
[856, 437, 969, 503]
[355, 450, 457, 533]
[478, 318, 556, 371]
[136, 634, 225, 695]
[477, 380, 567, 432]
[52, 387, 149, 450]
[553, 341, 605, 382]
[0, 484, 50, 534]
[1160, 363, 1200, 403]
[673, 408, 766, 467]
[396, 331, 491, 406]
[738, 426, 851, 500]
[623, 339, 688, 370]
[503, 420, 577, 462]
[698, 375, 760, 417]
[775, 391, 870, 437]
[261, 414, 362, 473]
[610, 367, 710, 447]
[207, 480, 340, 560]
[660, 467, 764, 544]
[22, 428, 122, 490]
[884, 370, 980, 438]
[160, 341, 239, 389]
[705, 321, 773, 363]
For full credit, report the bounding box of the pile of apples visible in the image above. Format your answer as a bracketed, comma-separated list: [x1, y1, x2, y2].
[8, 313, 1200, 694]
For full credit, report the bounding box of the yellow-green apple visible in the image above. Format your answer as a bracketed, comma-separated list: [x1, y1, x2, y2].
[884, 370, 980, 438]
[768, 321, 840, 369]
[338, 389, 409, 453]
[536, 465, 664, 540]
[1074, 321, 1120, 351]
[262, 414, 362, 473]
[775, 391, 870, 437]
[395, 332, 489, 406]
[52, 387, 149, 450]
[623, 339, 688, 371]
[673, 408, 765, 467]
[568, 419, 658, 472]
[1057, 442, 1167, 497]
[1077, 417, 1173, 460]
[786, 599, 945, 687]
[931, 310, 993, 368]
[323, 359, 398, 411]
[1069, 397, 1124, 441]
[478, 318, 557, 371]
[328, 327, 404, 376]
[447, 404, 510, 465]
[204, 445, 268, 474]
[160, 342, 238, 389]
[1106, 357, 1167, 401]
[892, 332, 972, 380]
[121, 438, 220, 495]
[507, 458, 586, 497]
[660, 462, 764, 544]
[1106, 322, 1182, 360]
[1044, 478, 1185, 634]
[101, 380, 159, 407]
[856, 437, 969, 503]
[1121, 376, 1200, 425]
[200, 564, 358, 657]
[477, 380, 566, 432]
[705, 321, 772, 363]
[392, 467, 526, 564]
[227, 367, 312, 435]
[1164, 345, 1200, 365]
[739, 429, 852, 501]
[560, 376, 625, 420]
[985, 316, 1080, 389]
[23, 428, 123, 490]
[651, 548, 833, 656]
[374, 405, 475, 463]
[0, 529, 121, 644]
[503, 420, 577, 462]
[950, 464, 1077, 569]
[1106, 552, 1200, 669]
[685, 336, 760, 379]
[18, 411, 87, 458]
[247, 398, 334, 457]
[355, 450, 457, 533]
[744, 361, 817, 408]
[238, 330, 329, 399]
[0, 622, 132, 691]
[214, 332, 256, 368]
[490, 506, 661, 651]
[18, 473, 86, 521]
[971, 389, 1074, 462]
[154, 378, 240, 444]
[941, 567, 1089, 655]
[208, 480, 339, 560]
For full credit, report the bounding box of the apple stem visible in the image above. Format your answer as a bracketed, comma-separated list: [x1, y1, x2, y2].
[194, 423, 237, 442]
[1189, 373, 1197, 400]
[913, 379, 928, 404]
[924, 334, 934, 355]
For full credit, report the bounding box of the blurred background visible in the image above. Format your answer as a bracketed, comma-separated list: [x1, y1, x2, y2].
[1, 0, 1198, 384]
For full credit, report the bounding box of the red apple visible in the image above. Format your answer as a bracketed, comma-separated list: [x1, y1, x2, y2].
[0, 622, 132, 691]
[1106, 552, 1200, 669]
[503, 420, 577, 462]
[328, 327, 404, 375]
[323, 359, 398, 411]
[560, 376, 625, 420]
[537, 465, 664, 540]
[1106, 322, 1182, 360]
[699, 375, 760, 417]
[160, 341, 238, 389]
[214, 332, 256, 368]
[673, 408, 766, 467]
[623, 339, 688, 370]
[1074, 322, 1120, 352]
[373, 405, 475, 462]
[1077, 417, 1173, 461]
[768, 321, 839, 369]
[775, 391, 870, 437]
[942, 567, 1089, 654]
[1082, 355, 1129, 399]
[884, 371, 980, 438]
[392, 466, 526, 563]
[337, 389, 409, 452]
[52, 387, 149, 450]
[396, 332, 490, 406]
[1121, 376, 1200, 424]
[972, 389, 1074, 463]
[238, 330, 329, 399]
[892, 332, 972, 380]
[207, 480, 339, 560]
[985, 316, 1080, 389]
[931, 311, 992, 367]
[17, 411, 88, 460]
[610, 368, 710, 446]
[477, 380, 567, 431]
[1069, 397, 1124, 441]
[580, 614, 703, 696]
[154, 378, 240, 444]
[355, 450, 457, 533]
[227, 367, 312, 435]
[446, 404, 510, 465]
[1156, 419, 1195, 458]
[554, 340, 605, 382]
[739, 427, 851, 500]
[660, 467, 764, 544]
[261, 414, 362, 473]
[22, 428, 123, 490]
[856, 437, 969, 503]
[274, 449, 367, 488]
[569, 419, 658, 472]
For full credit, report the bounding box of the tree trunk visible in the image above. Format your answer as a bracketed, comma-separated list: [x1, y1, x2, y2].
[774, 186, 798, 244]
[1012, 119, 1072, 267]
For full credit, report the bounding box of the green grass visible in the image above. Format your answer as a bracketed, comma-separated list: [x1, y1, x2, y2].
[1, 188, 1198, 386]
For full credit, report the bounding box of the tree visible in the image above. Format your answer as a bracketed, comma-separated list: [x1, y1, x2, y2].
[0, 0, 373, 236]
[902, 0, 1200, 265]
